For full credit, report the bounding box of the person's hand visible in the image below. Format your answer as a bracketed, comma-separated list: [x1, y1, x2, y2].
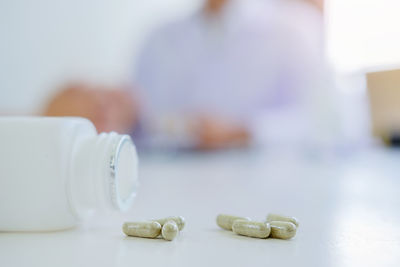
[43, 83, 139, 133]
[204, 0, 229, 14]
[190, 116, 251, 150]
[100, 87, 139, 133]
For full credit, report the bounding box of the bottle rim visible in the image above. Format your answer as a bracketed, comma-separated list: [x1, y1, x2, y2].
[109, 134, 138, 211]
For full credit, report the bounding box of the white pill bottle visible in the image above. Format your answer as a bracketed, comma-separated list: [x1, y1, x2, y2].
[0, 117, 139, 231]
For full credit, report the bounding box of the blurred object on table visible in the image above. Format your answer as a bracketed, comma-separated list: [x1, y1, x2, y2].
[43, 82, 139, 134]
[367, 69, 400, 145]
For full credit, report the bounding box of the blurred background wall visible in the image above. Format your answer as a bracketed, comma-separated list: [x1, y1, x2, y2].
[0, 0, 202, 114]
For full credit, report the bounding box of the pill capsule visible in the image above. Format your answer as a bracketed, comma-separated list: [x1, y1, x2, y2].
[232, 220, 271, 239]
[266, 213, 299, 227]
[269, 221, 297, 240]
[161, 220, 179, 241]
[153, 216, 185, 231]
[216, 214, 251, 231]
[123, 221, 162, 238]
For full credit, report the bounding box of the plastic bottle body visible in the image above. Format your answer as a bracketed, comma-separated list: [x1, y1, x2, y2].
[0, 117, 138, 231]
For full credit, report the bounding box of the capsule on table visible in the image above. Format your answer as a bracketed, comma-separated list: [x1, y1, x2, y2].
[269, 221, 297, 240]
[161, 220, 179, 241]
[122, 221, 162, 238]
[266, 213, 299, 227]
[216, 214, 251, 231]
[232, 220, 271, 239]
[153, 216, 185, 231]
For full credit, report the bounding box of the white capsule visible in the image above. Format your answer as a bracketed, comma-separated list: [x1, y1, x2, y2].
[216, 214, 251, 231]
[153, 216, 185, 231]
[123, 221, 162, 238]
[269, 221, 297, 240]
[161, 220, 179, 241]
[266, 213, 299, 227]
[232, 220, 271, 239]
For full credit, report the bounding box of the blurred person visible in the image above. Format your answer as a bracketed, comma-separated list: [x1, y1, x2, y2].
[134, 0, 338, 150]
[43, 83, 138, 134]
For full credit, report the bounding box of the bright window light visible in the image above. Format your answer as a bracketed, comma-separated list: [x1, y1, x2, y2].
[326, 0, 400, 72]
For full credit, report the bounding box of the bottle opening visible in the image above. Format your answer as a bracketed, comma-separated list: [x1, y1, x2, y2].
[110, 135, 138, 211]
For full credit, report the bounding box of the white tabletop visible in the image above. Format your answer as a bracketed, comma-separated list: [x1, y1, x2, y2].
[1, 147, 400, 267]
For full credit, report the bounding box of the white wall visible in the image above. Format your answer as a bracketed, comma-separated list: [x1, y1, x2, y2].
[0, 0, 201, 113]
